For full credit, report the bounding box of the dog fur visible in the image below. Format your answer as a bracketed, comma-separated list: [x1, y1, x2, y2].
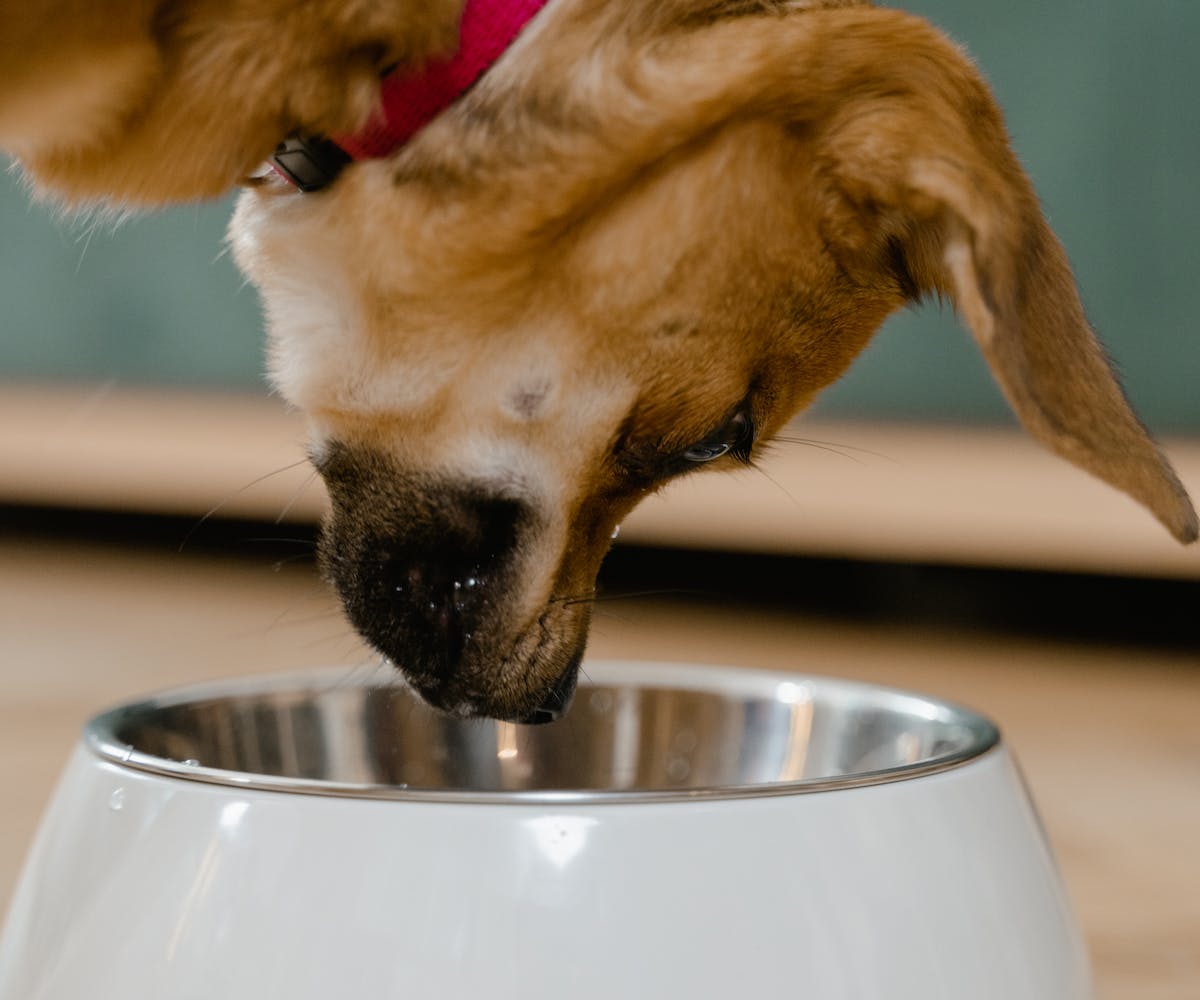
[4, 0, 1196, 722]
[0, 0, 463, 203]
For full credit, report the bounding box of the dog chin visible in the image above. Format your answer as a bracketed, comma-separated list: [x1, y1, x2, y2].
[383, 611, 588, 725]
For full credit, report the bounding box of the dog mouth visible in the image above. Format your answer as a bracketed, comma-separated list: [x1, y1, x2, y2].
[332, 566, 590, 724]
[402, 639, 584, 725]
[367, 599, 589, 725]
[512, 644, 583, 725]
[314, 447, 595, 724]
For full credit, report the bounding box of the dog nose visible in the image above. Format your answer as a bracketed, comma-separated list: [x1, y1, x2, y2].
[370, 494, 525, 664]
[384, 562, 482, 660]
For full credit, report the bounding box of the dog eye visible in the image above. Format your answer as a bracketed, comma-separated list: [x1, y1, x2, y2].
[682, 410, 754, 464]
[682, 440, 732, 462]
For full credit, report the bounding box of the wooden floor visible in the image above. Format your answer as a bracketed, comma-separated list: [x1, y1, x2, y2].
[1, 531, 1197, 999]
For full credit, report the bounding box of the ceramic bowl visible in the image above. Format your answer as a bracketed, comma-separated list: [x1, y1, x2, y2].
[0, 660, 1092, 999]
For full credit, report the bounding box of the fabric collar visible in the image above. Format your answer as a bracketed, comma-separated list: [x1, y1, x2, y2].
[269, 0, 550, 191]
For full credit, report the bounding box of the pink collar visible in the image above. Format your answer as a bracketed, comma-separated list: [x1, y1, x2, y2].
[270, 0, 550, 191]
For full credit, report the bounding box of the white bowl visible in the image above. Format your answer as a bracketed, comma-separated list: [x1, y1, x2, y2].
[0, 661, 1092, 999]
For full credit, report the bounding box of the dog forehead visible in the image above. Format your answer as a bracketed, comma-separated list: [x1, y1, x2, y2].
[236, 193, 745, 410]
[232, 110, 870, 465]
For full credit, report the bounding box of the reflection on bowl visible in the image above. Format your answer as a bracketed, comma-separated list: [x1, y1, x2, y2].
[95, 664, 997, 800]
[0, 661, 1092, 1000]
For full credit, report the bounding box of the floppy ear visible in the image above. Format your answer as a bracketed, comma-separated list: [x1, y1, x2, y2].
[913, 176, 1197, 544]
[805, 14, 1197, 543]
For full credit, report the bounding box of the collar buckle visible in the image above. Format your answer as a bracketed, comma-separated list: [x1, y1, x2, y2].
[268, 135, 352, 192]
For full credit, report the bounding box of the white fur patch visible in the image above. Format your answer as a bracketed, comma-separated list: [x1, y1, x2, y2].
[944, 238, 995, 347]
[231, 184, 636, 524]
[232, 190, 459, 415]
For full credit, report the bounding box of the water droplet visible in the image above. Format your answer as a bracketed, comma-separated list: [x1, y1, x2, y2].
[182, 759, 200, 768]
[589, 691, 615, 714]
[464, 577, 479, 589]
[453, 580, 462, 591]
[108, 788, 126, 811]
[610, 524, 621, 540]
[666, 757, 691, 782]
[673, 729, 698, 753]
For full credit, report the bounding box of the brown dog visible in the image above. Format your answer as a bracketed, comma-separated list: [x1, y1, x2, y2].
[5, 1, 1196, 723]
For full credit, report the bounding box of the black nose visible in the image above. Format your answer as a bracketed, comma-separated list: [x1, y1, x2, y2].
[332, 492, 526, 678]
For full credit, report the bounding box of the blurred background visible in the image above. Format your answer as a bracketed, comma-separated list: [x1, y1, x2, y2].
[1, 1, 1197, 997]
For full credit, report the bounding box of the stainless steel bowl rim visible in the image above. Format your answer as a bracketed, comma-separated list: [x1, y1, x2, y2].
[84, 661, 1001, 805]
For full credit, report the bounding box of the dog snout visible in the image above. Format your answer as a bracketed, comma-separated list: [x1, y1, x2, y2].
[333, 491, 525, 674]
[517, 648, 583, 725]
[383, 559, 487, 662]
[315, 444, 597, 723]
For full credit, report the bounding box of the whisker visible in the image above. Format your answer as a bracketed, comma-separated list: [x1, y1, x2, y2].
[247, 583, 339, 636]
[276, 468, 322, 524]
[238, 536, 316, 547]
[256, 608, 348, 632]
[547, 590, 595, 606]
[771, 435, 895, 464]
[751, 463, 806, 514]
[299, 631, 373, 655]
[553, 587, 697, 608]
[178, 458, 311, 551]
[222, 610, 344, 643]
[271, 553, 317, 572]
[73, 217, 100, 274]
[586, 605, 640, 626]
[324, 660, 392, 695]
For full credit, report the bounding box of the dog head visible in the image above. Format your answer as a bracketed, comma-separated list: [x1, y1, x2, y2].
[231, 0, 1196, 721]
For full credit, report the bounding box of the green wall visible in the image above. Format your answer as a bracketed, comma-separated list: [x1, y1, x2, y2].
[1, 0, 1196, 427]
[0, 188, 263, 388]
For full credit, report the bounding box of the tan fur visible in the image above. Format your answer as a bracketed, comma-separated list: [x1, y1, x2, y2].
[1, 0, 464, 203]
[5, 0, 1195, 719]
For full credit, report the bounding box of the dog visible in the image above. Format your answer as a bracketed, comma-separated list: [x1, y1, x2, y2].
[5, 1, 1196, 724]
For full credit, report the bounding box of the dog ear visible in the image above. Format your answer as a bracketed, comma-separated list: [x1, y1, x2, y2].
[799, 9, 1198, 543]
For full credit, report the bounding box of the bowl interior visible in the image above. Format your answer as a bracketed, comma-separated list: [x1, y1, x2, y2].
[89, 662, 998, 802]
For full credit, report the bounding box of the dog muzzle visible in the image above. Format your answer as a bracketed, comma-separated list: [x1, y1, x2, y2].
[268, 0, 550, 192]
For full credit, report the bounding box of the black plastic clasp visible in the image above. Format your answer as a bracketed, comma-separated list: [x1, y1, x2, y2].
[268, 135, 353, 192]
